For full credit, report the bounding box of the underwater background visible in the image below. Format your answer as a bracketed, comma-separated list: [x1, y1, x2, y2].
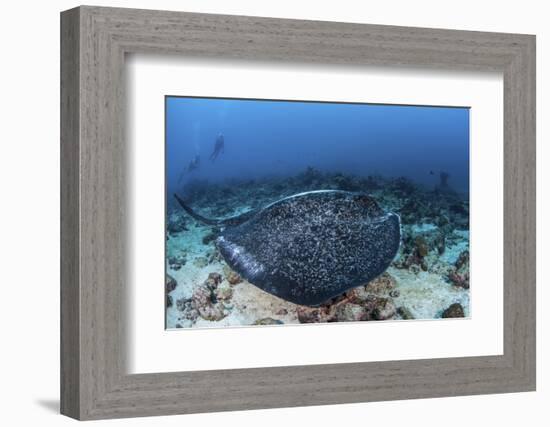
[165, 96, 470, 329]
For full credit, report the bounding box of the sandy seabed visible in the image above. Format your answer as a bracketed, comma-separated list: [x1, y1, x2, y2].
[166, 221, 470, 329]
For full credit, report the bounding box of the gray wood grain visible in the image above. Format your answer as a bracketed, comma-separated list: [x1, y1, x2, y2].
[60, 7, 80, 419]
[60, 5, 536, 420]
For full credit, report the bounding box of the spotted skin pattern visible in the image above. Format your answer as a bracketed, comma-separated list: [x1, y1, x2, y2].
[213, 191, 401, 306]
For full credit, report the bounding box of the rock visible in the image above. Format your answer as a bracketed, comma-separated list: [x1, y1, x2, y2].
[455, 250, 469, 270]
[226, 270, 242, 285]
[300, 166, 323, 186]
[332, 173, 362, 191]
[420, 260, 428, 271]
[208, 249, 223, 263]
[193, 257, 209, 268]
[223, 264, 243, 285]
[333, 303, 370, 321]
[392, 176, 417, 197]
[435, 233, 446, 255]
[296, 306, 331, 323]
[396, 226, 450, 272]
[176, 298, 199, 322]
[371, 297, 397, 320]
[166, 274, 177, 293]
[167, 212, 188, 234]
[435, 214, 450, 228]
[296, 292, 396, 323]
[447, 271, 469, 289]
[202, 231, 218, 245]
[191, 283, 226, 321]
[191, 283, 213, 310]
[442, 303, 465, 318]
[206, 272, 223, 288]
[275, 308, 288, 315]
[215, 282, 233, 301]
[395, 246, 425, 272]
[168, 254, 186, 270]
[389, 289, 400, 298]
[345, 286, 371, 302]
[409, 264, 421, 274]
[449, 202, 468, 216]
[364, 272, 396, 295]
[453, 215, 469, 230]
[254, 318, 284, 325]
[188, 273, 230, 321]
[397, 306, 415, 320]
[166, 295, 173, 308]
[399, 199, 423, 224]
[414, 236, 429, 257]
[176, 297, 188, 311]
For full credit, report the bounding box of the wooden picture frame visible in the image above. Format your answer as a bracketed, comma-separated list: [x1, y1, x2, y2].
[60, 5, 536, 420]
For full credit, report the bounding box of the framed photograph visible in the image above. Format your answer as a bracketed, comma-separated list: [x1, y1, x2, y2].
[165, 96, 471, 328]
[61, 6, 536, 420]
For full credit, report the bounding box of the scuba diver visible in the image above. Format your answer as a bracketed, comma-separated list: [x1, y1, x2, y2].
[177, 154, 200, 184]
[187, 154, 200, 172]
[209, 132, 225, 162]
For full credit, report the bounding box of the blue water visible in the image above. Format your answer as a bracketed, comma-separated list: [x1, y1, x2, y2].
[166, 96, 469, 196]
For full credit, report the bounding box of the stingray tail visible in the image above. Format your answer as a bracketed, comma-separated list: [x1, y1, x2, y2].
[173, 193, 220, 226]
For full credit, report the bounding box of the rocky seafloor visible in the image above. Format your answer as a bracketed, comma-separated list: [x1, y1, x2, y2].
[165, 167, 470, 329]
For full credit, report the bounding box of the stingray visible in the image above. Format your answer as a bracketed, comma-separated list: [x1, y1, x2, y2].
[174, 190, 401, 306]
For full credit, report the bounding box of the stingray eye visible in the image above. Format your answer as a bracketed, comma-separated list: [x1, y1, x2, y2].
[353, 194, 381, 213]
[353, 194, 373, 205]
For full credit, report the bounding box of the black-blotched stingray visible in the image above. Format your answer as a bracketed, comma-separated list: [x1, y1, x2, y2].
[174, 190, 401, 306]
